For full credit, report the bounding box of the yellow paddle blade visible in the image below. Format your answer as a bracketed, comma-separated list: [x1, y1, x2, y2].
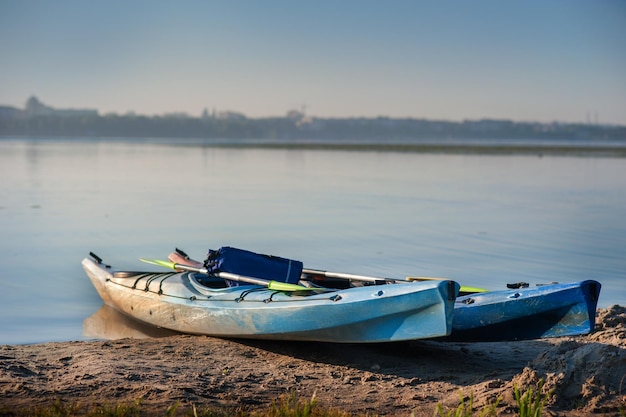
[267, 281, 317, 292]
[140, 258, 177, 270]
[406, 276, 488, 294]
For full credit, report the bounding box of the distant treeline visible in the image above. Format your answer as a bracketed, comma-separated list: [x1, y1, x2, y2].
[1, 113, 625, 141]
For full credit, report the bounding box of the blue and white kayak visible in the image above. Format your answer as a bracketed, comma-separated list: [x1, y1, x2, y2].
[445, 280, 601, 342]
[82, 257, 460, 343]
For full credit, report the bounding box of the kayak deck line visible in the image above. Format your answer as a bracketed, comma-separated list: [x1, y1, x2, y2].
[106, 270, 337, 303]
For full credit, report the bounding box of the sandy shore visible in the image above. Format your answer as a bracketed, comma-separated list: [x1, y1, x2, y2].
[1, 305, 624, 416]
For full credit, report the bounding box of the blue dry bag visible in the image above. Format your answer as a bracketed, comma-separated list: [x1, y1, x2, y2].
[203, 246, 303, 287]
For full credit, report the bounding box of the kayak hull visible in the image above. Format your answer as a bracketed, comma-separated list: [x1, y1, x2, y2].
[446, 280, 601, 341]
[83, 258, 459, 343]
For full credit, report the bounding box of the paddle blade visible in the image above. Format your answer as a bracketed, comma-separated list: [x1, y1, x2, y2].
[267, 281, 316, 292]
[406, 276, 488, 294]
[140, 258, 177, 270]
[459, 286, 489, 294]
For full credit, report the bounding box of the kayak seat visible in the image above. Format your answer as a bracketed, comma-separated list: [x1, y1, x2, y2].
[193, 273, 228, 289]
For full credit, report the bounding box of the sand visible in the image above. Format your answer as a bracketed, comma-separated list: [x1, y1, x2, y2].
[1, 305, 624, 416]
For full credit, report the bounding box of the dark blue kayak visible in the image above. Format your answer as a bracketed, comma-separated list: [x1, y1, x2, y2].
[444, 280, 601, 341]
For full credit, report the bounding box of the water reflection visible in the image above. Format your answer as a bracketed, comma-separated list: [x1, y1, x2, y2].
[83, 305, 179, 340]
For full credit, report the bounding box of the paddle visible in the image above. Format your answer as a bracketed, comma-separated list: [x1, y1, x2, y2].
[168, 249, 488, 294]
[140, 258, 315, 292]
[303, 268, 400, 284]
[304, 268, 487, 294]
[406, 276, 488, 294]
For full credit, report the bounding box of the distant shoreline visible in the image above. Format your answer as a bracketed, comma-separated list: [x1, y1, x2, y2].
[183, 141, 626, 157]
[3, 135, 626, 157]
[2, 98, 625, 144]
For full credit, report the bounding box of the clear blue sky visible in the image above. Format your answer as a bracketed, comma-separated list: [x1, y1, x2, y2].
[1, 0, 625, 124]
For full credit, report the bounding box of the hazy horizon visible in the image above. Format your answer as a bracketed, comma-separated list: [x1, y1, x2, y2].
[1, 1, 625, 125]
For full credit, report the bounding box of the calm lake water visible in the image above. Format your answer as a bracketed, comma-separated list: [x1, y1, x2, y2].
[1, 137, 625, 345]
